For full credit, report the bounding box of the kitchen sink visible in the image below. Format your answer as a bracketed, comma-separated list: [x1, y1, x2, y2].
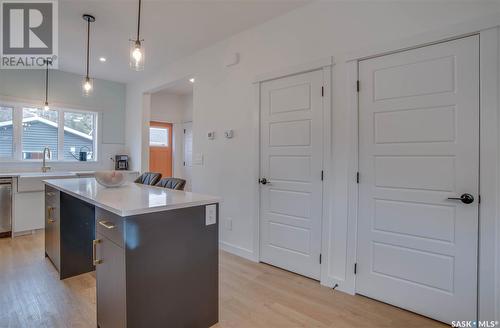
[17, 172, 77, 192]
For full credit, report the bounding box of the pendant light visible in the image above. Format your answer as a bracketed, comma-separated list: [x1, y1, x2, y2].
[130, 0, 145, 71]
[82, 14, 95, 96]
[43, 59, 51, 111]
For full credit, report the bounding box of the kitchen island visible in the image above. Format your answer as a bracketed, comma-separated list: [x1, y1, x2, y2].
[43, 178, 219, 328]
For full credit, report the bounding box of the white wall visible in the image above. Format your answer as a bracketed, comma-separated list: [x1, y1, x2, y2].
[0, 69, 127, 172]
[151, 92, 184, 123]
[150, 92, 193, 178]
[182, 94, 193, 122]
[125, 0, 500, 317]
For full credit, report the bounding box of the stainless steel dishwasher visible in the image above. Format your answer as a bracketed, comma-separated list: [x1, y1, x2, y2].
[0, 178, 12, 238]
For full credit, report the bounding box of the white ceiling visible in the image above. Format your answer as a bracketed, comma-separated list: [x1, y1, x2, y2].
[58, 0, 309, 83]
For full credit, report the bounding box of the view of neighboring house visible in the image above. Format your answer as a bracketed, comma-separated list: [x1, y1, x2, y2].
[0, 116, 93, 160]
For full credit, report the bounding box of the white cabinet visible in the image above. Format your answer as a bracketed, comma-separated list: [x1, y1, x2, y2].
[13, 173, 75, 235]
[13, 191, 45, 233]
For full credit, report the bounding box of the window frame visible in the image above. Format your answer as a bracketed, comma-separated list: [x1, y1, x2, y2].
[0, 99, 99, 163]
[149, 126, 170, 147]
[0, 106, 14, 160]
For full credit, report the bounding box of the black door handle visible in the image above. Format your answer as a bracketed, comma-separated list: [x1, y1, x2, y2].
[259, 178, 268, 185]
[447, 193, 474, 204]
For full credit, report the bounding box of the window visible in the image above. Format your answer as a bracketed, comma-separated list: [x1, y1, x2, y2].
[0, 101, 98, 162]
[64, 111, 95, 161]
[22, 107, 58, 159]
[0, 107, 13, 159]
[150, 127, 169, 147]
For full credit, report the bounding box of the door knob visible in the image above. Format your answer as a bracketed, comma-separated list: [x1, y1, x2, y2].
[447, 193, 474, 204]
[259, 178, 268, 185]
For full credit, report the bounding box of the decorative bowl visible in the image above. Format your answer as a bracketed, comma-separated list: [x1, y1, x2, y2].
[94, 171, 127, 188]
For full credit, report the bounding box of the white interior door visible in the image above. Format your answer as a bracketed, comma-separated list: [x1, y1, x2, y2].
[182, 122, 193, 191]
[357, 36, 479, 323]
[259, 69, 324, 280]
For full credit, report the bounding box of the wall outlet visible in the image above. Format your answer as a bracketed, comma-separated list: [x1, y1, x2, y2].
[205, 205, 217, 226]
[225, 217, 233, 231]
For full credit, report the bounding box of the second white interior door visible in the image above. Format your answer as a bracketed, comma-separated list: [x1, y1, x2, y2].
[259, 69, 324, 280]
[356, 35, 479, 323]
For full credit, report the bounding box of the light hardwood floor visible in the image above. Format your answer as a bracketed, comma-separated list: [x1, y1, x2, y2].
[0, 232, 446, 328]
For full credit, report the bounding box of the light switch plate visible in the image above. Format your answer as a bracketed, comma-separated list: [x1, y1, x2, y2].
[205, 204, 217, 226]
[193, 153, 203, 166]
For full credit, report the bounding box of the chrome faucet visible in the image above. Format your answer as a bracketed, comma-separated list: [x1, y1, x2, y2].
[42, 147, 51, 173]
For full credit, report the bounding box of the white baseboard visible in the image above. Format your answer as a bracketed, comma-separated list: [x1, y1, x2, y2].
[219, 241, 257, 262]
[13, 228, 42, 238]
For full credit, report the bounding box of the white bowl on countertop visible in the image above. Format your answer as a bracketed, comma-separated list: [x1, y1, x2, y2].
[94, 171, 127, 188]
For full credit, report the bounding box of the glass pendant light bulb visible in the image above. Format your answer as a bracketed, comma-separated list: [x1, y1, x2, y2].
[43, 59, 50, 111]
[82, 76, 93, 96]
[130, 0, 145, 71]
[82, 14, 95, 97]
[130, 41, 145, 71]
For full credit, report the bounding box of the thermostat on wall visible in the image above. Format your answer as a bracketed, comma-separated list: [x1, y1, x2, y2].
[224, 130, 234, 139]
[207, 131, 215, 140]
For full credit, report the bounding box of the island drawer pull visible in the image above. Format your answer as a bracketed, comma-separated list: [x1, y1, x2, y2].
[98, 220, 116, 229]
[47, 207, 56, 224]
[93, 239, 102, 265]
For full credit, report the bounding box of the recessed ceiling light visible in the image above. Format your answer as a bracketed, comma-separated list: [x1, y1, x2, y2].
[189, 78, 195, 83]
[99, 57, 107, 62]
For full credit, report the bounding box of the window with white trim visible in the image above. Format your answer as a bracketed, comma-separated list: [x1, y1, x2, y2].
[63, 111, 96, 161]
[0, 102, 98, 162]
[149, 127, 169, 147]
[22, 107, 59, 159]
[0, 106, 13, 159]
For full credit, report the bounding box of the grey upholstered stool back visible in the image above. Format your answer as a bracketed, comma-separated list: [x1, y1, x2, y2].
[155, 178, 186, 191]
[135, 172, 162, 186]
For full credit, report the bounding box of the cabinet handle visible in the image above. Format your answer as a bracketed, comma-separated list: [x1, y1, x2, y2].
[47, 207, 55, 224]
[47, 192, 55, 197]
[98, 220, 116, 229]
[93, 239, 102, 265]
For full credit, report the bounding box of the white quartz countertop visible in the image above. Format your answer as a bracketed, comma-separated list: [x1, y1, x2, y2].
[44, 178, 220, 217]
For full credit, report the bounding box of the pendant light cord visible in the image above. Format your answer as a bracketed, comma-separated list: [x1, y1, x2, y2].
[136, 0, 141, 42]
[86, 18, 90, 78]
[45, 59, 49, 103]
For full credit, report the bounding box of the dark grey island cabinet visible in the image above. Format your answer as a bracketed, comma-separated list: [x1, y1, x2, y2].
[44, 178, 220, 328]
[95, 205, 219, 327]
